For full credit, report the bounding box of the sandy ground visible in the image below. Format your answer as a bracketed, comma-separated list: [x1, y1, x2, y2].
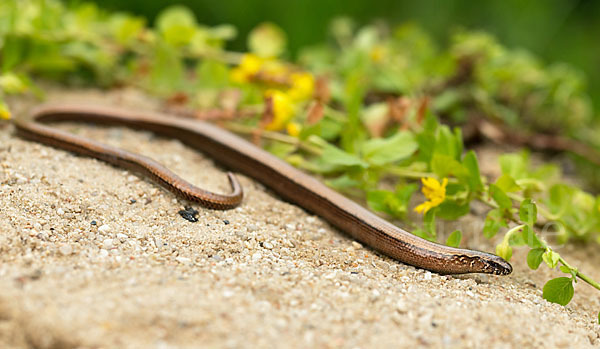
[0, 88, 599, 349]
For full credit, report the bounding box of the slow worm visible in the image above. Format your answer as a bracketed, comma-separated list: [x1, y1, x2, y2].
[15, 103, 512, 275]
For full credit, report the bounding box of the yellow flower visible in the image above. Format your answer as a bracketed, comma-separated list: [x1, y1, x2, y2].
[369, 45, 386, 63]
[230, 53, 264, 83]
[286, 122, 301, 137]
[264, 89, 294, 131]
[414, 177, 448, 214]
[0, 103, 10, 120]
[288, 72, 315, 101]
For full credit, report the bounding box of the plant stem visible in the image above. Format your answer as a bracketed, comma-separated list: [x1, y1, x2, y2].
[559, 257, 600, 291]
[223, 122, 322, 155]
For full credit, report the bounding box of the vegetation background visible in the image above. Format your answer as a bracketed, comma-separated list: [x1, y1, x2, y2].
[88, 0, 600, 116]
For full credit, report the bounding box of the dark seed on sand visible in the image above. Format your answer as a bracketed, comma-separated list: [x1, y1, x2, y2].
[179, 206, 199, 222]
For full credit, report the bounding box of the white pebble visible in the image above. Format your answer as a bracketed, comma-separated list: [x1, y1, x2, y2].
[127, 175, 138, 182]
[263, 241, 274, 250]
[252, 252, 262, 261]
[102, 238, 114, 249]
[116, 233, 128, 242]
[176, 257, 191, 264]
[99, 249, 109, 257]
[396, 300, 408, 313]
[98, 224, 111, 234]
[57, 208, 65, 215]
[59, 244, 73, 256]
[352, 241, 363, 249]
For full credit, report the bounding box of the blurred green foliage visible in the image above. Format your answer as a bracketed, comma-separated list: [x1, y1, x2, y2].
[84, 0, 600, 113]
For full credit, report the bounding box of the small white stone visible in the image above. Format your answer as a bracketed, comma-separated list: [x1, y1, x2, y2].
[116, 233, 128, 242]
[102, 238, 114, 249]
[59, 244, 73, 256]
[127, 175, 138, 182]
[175, 257, 191, 264]
[285, 224, 296, 231]
[466, 291, 475, 297]
[352, 241, 363, 249]
[57, 208, 65, 215]
[252, 252, 262, 261]
[396, 300, 408, 313]
[99, 249, 109, 257]
[98, 224, 111, 234]
[263, 241, 274, 250]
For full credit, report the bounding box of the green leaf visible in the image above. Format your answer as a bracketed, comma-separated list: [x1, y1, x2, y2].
[320, 144, 369, 169]
[423, 208, 437, 239]
[0, 72, 28, 93]
[446, 230, 462, 247]
[196, 59, 230, 88]
[431, 154, 468, 179]
[527, 248, 545, 270]
[499, 152, 529, 179]
[412, 229, 436, 242]
[434, 125, 461, 160]
[462, 151, 483, 192]
[519, 199, 538, 225]
[367, 185, 417, 219]
[521, 225, 543, 248]
[489, 184, 512, 210]
[508, 230, 526, 246]
[542, 250, 560, 269]
[483, 208, 507, 238]
[150, 40, 184, 94]
[362, 131, 418, 166]
[248, 22, 287, 58]
[495, 174, 521, 193]
[559, 265, 571, 274]
[496, 242, 512, 261]
[437, 200, 470, 220]
[156, 5, 197, 46]
[542, 277, 574, 306]
[109, 13, 145, 45]
[326, 174, 361, 191]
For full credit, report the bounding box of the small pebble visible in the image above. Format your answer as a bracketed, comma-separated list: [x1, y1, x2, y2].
[223, 219, 230, 225]
[352, 241, 363, 249]
[263, 241, 274, 250]
[102, 238, 114, 249]
[129, 199, 137, 204]
[116, 233, 128, 242]
[59, 244, 73, 256]
[175, 257, 191, 264]
[98, 224, 111, 234]
[252, 252, 262, 261]
[91, 220, 97, 226]
[57, 208, 65, 215]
